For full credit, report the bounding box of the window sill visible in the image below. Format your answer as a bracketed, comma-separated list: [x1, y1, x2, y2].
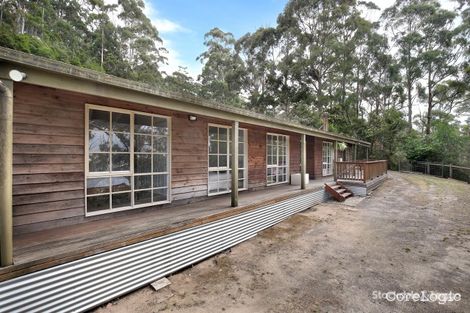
[85, 200, 171, 217]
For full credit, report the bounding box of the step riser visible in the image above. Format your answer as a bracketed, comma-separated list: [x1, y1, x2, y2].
[324, 183, 353, 202]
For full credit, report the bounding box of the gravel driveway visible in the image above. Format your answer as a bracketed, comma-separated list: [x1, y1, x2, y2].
[95, 172, 470, 313]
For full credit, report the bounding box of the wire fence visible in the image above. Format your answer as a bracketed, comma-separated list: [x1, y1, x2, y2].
[398, 161, 470, 184]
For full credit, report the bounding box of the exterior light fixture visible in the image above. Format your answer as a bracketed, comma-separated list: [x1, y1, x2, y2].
[188, 115, 197, 121]
[8, 69, 27, 82]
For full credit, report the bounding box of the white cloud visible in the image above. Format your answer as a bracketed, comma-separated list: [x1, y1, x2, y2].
[159, 37, 202, 78]
[143, 1, 188, 34]
[154, 19, 187, 33]
[105, 0, 199, 77]
[140, 1, 201, 78]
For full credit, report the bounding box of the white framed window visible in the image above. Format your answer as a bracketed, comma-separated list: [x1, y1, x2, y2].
[85, 104, 171, 216]
[322, 141, 334, 176]
[266, 133, 289, 185]
[208, 124, 248, 196]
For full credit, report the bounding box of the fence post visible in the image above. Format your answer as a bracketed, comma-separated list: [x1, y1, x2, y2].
[426, 162, 430, 175]
[441, 162, 444, 178]
[398, 160, 401, 172]
[449, 164, 453, 179]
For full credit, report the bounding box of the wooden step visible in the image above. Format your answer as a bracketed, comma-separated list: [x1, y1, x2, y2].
[342, 192, 352, 199]
[324, 183, 354, 202]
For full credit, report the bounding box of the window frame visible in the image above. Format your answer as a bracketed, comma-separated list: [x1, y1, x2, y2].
[266, 133, 290, 186]
[207, 123, 248, 196]
[85, 104, 172, 216]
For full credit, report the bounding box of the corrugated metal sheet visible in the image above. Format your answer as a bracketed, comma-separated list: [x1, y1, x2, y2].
[0, 189, 329, 313]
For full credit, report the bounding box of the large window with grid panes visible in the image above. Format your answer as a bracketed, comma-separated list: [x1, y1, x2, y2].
[85, 105, 171, 215]
[266, 133, 289, 185]
[208, 124, 247, 196]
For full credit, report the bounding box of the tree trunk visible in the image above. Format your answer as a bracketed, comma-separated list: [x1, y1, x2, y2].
[425, 71, 432, 135]
[407, 77, 412, 130]
[101, 26, 104, 69]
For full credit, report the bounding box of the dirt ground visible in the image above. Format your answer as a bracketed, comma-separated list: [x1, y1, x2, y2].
[94, 172, 470, 313]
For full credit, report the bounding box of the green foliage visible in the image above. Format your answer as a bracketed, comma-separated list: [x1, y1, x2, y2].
[0, 0, 164, 83]
[399, 111, 466, 165]
[197, 28, 245, 107]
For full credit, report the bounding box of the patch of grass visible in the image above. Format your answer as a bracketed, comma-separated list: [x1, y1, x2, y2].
[404, 247, 411, 253]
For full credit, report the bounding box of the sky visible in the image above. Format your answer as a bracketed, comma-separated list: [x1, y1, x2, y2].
[146, 0, 457, 79]
[144, 0, 289, 77]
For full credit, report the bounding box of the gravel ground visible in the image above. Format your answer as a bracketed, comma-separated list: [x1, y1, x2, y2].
[94, 172, 470, 313]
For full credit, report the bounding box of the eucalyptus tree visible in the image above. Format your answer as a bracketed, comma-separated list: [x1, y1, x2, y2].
[454, 0, 470, 114]
[118, 0, 166, 84]
[87, 0, 119, 71]
[236, 27, 279, 113]
[164, 66, 200, 96]
[416, 1, 460, 134]
[197, 27, 245, 106]
[275, 0, 383, 131]
[276, 0, 342, 113]
[359, 31, 404, 116]
[382, 0, 426, 129]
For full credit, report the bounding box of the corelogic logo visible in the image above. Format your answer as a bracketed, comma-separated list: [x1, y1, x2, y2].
[372, 290, 461, 305]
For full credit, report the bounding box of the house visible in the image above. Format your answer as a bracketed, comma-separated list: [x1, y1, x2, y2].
[0, 47, 382, 312]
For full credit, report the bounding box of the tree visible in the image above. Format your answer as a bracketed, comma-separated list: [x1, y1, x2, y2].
[164, 66, 200, 96]
[197, 28, 245, 106]
[417, 1, 460, 135]
[383, 0, 425, 130]
[118, 0, 166, 84]
[236, 27, 279, 113]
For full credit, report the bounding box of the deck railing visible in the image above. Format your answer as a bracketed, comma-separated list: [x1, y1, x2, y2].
[334, 160, 388, 183]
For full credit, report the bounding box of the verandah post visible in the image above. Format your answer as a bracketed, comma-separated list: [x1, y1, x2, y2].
[0, 79, 13, 267]
[231, 121, 239, 207]
[300, 134, 306, 190]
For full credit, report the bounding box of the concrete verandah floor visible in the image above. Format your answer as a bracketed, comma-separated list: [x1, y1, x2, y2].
[1, 178, 332, 281]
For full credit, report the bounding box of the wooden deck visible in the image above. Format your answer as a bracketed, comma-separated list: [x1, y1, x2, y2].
[0, 179, 331, 282]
